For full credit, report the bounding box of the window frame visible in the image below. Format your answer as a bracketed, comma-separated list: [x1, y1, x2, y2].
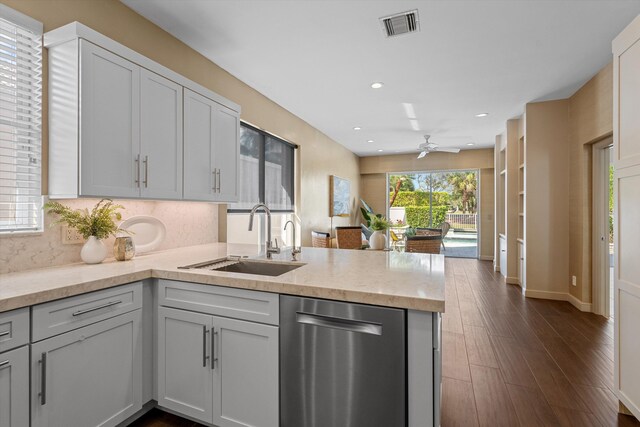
[0, 5, 44, 235]
[227, 121, 297, 214]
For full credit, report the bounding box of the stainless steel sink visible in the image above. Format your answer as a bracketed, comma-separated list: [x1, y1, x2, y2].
[179, 257, 305, 277]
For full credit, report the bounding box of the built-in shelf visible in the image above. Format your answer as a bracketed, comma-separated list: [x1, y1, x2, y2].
[519, 213, 524, 217]
[519, 191, 525, 195]
[519, 164, 525, 169]
[500, 170, 506, 175]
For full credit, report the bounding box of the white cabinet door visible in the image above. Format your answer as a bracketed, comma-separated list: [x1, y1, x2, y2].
[517, 240, 525, 289]
[80, 40, 140, 198]
[183, 89, 239, 202]
[212, 104, 240, 202]
[157, 307, 213, 424]
[613, 15, 640, 420]
[140, 69, 183, 200]
[212, 316, 279, 427]
[0, 346, 29, 427]
[31, 311, 142, 427]
[183, 89, 215, 201]
[499, 236, 507, 277]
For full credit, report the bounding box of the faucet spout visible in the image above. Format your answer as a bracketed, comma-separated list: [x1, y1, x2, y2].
[248, 203, 280, 259]
[284, 220, 301, 261]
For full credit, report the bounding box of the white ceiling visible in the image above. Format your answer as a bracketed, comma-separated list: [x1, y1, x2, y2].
[123, 0, 640, 156]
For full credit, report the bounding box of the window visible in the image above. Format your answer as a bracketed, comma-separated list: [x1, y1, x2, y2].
[0, 5, 43, 233]
[229, 122, 296, 212]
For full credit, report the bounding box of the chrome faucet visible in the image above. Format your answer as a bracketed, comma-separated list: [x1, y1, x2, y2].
[284, 220, 301, 261]
[248, 203, 280, 259]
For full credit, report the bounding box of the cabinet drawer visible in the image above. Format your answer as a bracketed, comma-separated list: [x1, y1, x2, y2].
[158, 280, 279, 325]
[32, 282, 142, 342]
[0, 307, 29, 353]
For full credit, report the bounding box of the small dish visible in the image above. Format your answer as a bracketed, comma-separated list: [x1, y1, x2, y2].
[119, 215, 166, 254]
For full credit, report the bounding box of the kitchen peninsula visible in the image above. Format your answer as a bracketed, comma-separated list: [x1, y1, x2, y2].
[0, 243, 444, 427]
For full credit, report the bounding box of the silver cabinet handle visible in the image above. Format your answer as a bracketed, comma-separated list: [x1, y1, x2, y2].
[0, 330, 9, 338]
[143, 155, 149, 188]
[72, 300, 122, 317]
[0, 360, 9, 368]
[40, 352, 47, 405]
[296, 312, 382, 336]
[135, 155, 141, 187]
[202, 326, 210, 367]
[211, 328, 218, 370]
[217, 169, 221, 192]
[212, 169, 217, 192]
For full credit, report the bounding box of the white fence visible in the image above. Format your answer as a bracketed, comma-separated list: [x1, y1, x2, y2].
[445, 213, 478, 230]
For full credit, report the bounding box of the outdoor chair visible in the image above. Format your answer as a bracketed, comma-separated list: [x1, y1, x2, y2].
[405, 234, 442, 254]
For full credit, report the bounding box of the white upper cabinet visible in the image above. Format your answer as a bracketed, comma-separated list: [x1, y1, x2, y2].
[79, 40, 140, 199]
[140, 69, 183, 200]
[184, 89, 239, 202]
[212, 105, 240, 202]
[45, 22, 240, 202]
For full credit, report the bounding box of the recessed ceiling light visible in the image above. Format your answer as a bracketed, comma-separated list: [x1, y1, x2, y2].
[353, 126, 361, 131]
[475, 113, 489, 117]
[377, 149, 384, 152]
[467, 143, 475, 146]
[371, 82, 384, 89]
[367, 140, 374, 143]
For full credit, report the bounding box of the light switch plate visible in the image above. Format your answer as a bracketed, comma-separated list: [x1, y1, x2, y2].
[571, 275, 577, 286]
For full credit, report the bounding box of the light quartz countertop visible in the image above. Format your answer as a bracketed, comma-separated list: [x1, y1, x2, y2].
[0, 243, 445, 313]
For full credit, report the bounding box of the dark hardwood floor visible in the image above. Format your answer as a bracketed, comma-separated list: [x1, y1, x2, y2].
[130, 258, 639, 427]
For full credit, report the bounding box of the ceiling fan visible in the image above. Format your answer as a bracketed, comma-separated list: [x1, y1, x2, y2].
[416, 135, 461, 159]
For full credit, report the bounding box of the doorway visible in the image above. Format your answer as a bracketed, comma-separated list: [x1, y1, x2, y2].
[386, 170, 480, 258]
[592, 138, 614, 317]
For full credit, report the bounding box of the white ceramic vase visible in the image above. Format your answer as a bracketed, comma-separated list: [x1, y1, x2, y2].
[81, 236, 107, 264]
[369, 230, 387, 250]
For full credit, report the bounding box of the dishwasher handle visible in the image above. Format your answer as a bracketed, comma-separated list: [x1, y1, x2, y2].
[296, 312, 382, 336]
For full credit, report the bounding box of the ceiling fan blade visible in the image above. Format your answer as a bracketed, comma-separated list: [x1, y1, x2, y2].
[435, 147, 461, 153]
[417, 150, 428, 159]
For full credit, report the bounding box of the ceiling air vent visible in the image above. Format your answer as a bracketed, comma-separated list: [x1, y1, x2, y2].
[380, 10, 419, 38]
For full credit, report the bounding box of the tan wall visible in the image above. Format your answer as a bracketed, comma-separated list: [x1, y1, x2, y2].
[359, 149, 495, 260]
[567, 63, 613, 303]
[1, 0, 360, 252]
[524, 100, 570, 295]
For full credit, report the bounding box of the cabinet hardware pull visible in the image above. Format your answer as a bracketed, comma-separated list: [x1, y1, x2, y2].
[0, 360, 9, 368]
[212, 170, 217, 192]
[72, 300, 122, 317]
[40, 352, 47, 405]
[202, 326, 210, 367]
[211, 328, 218, 370]
[143, 155, 149, 188]
[217, 169, 221, 192]
[0, 330, 9, 337]
[296, 312, 383, 335]
[135, 155, 141, 187]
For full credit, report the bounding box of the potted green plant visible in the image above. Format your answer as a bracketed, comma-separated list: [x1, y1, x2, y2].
[369, 216, 391, 250]
[44, 199, 126, 264]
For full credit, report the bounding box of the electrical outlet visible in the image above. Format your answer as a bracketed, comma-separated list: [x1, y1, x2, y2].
[572, 275, 577, 287]
[62, 226, 84, 245]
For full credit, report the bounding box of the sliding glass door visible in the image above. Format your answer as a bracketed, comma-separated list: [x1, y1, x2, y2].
[387, 170, 479, 258]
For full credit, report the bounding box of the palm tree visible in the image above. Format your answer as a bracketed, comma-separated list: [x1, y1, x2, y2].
[447, 172, 477, 213]
[389, 174, 414, 207]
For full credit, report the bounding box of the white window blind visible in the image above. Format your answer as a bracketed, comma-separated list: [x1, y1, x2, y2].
[0, 5, 43, 233]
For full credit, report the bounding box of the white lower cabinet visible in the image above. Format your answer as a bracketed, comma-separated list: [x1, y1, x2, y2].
[30, 310, 143, 427]
[0, 346, 29, 427]
[157, 306, 279, 427]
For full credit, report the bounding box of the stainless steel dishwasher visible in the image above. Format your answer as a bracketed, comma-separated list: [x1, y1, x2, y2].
[280, 295, 406, 427]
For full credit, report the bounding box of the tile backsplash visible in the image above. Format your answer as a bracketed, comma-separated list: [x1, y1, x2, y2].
[0, 198, 219, 274]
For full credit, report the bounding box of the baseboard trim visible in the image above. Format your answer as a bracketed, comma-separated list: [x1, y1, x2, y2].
[479, 255, 493, 261]
[494, 265, 500, 272]
[567, 293, 593, 312]
[524, 289, 592, 312]
[506, 276, 520, 285]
